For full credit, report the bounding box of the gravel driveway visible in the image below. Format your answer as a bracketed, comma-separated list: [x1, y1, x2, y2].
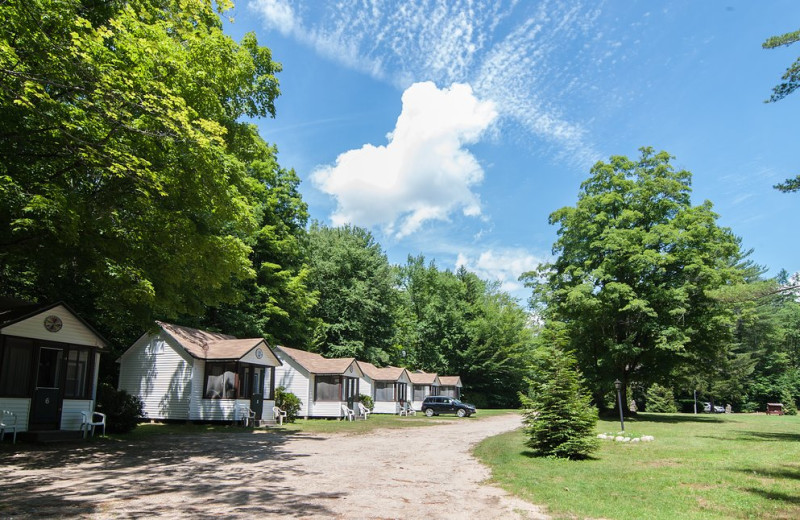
[1, 413, 548, 519]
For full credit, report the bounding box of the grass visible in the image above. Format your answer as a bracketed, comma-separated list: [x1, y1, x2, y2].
[473, 412, 800, 520]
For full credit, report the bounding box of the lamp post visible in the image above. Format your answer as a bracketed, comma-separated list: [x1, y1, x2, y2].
[614, 379, 625, 432]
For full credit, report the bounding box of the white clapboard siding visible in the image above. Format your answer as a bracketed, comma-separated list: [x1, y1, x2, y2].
[360, 376, 373, 403]
[119, 334, 193, 420]
[274, 352, 311, 417]
[1, 305, 105, 347]
[372, 400, 399, 414]
[61, 399, 93, 431]
[310, 400, 346, 418]
[0, 398, 30, 433]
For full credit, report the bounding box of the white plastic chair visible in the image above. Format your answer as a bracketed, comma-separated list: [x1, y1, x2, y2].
[1, 410, 17, 444]
[398, 401, 415, 416]
[357, 402, 371, 420]
[273, 406, 287, 425]
[341, 404, 355, 421]
[237, 404, 256, 427]
[81, 411, 106, 438]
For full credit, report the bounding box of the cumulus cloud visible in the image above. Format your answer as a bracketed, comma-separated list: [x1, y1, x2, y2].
[456, 248, 544, 294]
[311, 82, 497, 237]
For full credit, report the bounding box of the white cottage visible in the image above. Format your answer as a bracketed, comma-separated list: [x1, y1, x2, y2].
[438, 376, 463, 399]
[358, 362, 411, 414]
[118, 322, 281, 423]
[408, 370, 441, 411]
[0, 301, 105, 437]
[274, 346, 364, 418]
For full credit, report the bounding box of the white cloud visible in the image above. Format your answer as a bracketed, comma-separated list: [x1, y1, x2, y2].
[311, 82, 497, 237]
[248, 0, 298, 36]
[456, 248, 545, 294]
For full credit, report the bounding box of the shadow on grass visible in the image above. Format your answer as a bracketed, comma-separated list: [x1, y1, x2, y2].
[735, 465, 800, 481]
[0, 429, 336, 519]
[520, 449, 600, 461]
[614, 413, 727, 425]
[744, 488, 800, 505]
[732, 431, 800, 443]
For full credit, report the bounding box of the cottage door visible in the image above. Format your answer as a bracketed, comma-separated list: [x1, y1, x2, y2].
[250, 366, 264, 421]
[30, 346, 64, 430]
[344, 377, 358, 409]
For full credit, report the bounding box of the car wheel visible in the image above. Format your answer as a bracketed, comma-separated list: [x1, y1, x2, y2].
[425, 408, 434, 417]
[457, 408, 466, 418]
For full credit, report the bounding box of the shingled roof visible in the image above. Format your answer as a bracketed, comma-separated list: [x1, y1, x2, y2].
[277, 345, 360, 375]
[408, 370, 440, 385]
[438, 375, 462, 387]
[158, 321, 272, 361]
[359, 362, 408, 382]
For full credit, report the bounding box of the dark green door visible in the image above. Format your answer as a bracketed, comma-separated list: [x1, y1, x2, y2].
[30, 347, 63, 430]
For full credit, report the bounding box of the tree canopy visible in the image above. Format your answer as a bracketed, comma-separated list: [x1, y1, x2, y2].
[762, 27, 800, 192]
[1, 0, 282, 335]
[523, 148, 747, 407]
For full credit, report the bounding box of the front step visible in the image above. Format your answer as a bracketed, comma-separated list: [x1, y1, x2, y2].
[255, 419, 278, 427]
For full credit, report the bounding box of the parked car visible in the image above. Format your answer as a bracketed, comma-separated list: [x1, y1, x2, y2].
[420, 396, 477, 417]
[703, 402, 725, 413]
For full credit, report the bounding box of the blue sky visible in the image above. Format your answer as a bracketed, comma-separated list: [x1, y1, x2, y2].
[223, 1, 800, 301]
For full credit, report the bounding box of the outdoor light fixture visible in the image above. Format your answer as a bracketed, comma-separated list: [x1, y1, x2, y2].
[614, 379, 625, 432]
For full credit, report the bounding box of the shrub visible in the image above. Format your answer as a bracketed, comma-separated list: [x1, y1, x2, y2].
[780, 389, 798, 415]
[646, 383, 678, 413]
[275, 386, 302, 422]
[95, 383, 144, 434]
[358, 394, 374, 410]
[520, 344, 599, 459]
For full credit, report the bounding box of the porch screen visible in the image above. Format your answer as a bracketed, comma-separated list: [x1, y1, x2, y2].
[374, 382, 394, 401]
[412, 385, 426, 401]
[205, 362, 237, 399]
[64, 348, 91, 399]
[315, 375, 340, 401]
[0, 337, 33, 397]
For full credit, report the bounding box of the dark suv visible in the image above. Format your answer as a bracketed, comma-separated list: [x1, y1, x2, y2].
[421, 396, 476, 417]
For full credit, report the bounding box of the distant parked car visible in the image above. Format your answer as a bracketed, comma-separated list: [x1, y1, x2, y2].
[703, 402, 725, 413]
[420, 396, 477, 417]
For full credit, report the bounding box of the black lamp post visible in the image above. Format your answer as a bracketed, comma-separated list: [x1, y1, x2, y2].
[614, 379, 625, 432]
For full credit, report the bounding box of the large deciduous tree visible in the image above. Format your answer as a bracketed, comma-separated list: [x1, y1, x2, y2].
[0, 0, 282, 335]
[306, 224, 397, 363]
[523, 148, 746, 408]
[762, 28, 800, 192]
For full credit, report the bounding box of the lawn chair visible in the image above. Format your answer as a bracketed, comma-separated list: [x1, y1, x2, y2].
[81, 411, 106, 438]
[1, 410, 17, 444]
[237, 404, 256, 427]
[398, 401, 415, 416]
[357, 402, 371, 420]
[273, 406, 287, 426]
[341, 404, 355, 421]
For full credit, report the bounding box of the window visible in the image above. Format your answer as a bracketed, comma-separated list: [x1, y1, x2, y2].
[64, 348, 92, 399]
[315, 375, 341, 401]
[413, 385, 426, 401]
[374, 382, 394, 402]
[0, 337, 33, 397]
[205, 362, 237, 399]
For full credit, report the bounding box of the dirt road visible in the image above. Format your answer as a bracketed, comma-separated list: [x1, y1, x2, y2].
[0, 413, 548, 519]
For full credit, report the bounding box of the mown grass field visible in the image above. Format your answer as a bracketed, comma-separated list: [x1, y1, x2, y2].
[473, 412, 800, 520]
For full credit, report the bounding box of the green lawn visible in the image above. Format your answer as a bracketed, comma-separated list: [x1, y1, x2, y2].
[474, 412, 800, 520]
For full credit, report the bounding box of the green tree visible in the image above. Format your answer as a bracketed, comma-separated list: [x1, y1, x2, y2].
[645, 383, 677, 413]
[306, 224, 397, 363]
[0, 0, 282, 338]
[762, 28, 800, 192]
[520, 334, 599, 460]
[523, 148, 746, 409]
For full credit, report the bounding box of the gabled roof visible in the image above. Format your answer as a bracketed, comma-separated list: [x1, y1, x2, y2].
[408, 370, 440, 385]
[438, 375, 462, 387]
[277, 345, 360, 375]
[0, 300, 108, 348]
[157, 321, 278, 362]
[359, 362, 408, 382]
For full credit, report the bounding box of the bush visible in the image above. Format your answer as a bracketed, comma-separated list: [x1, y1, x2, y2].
[463, 392, 489, 409]
[95, 383, 144, 434]
[780, 389, 798, 415]
[646, 383, 678, 413]
[275, 386, 302, 422]
[358, 394, 374, 410]
[520, 344, 599, 459]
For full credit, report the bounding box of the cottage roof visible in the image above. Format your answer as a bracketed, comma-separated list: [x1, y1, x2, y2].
[438, 375, 462, 387]
[158, 321, 273, 361]
[359, 362, 408, 382]
[0, 300, 107, 348]
[408, 370, 439, 385]
[277, 345, 360, 375]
